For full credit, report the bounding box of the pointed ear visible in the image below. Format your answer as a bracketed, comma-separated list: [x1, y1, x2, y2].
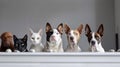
[77, 24, 83, 34]
[57, 23, 63, 35]
[64, 24, 70, 34]
[13, 35, 18, 40]
[29, 28, 34, 35]
[85, 24, 91, 36]
[97, 24, 104, 37]
[38, 28, 42, 35]
[46, 22, 52, 33]
[22, 34, 28, 42]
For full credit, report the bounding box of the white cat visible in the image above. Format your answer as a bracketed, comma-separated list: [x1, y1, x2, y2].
[29, 28, 44, 52]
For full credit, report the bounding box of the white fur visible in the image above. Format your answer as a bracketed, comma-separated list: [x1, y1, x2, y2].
[89, 32, 105, 52]
[6, 49, 12, 52]
[29, 28, 44, 52]
[65, 30, 81, 52]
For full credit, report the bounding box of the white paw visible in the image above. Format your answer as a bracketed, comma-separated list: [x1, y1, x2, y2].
[109, 49, 115, 52]
[6, 49, 12, 52]
[14, 50, 20, 52]
[117, 49, 120, 52]
[29, 49, 36, 52]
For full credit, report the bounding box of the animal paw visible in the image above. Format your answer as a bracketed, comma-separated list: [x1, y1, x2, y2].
[29, 49, 36, 52]
[6, 49, 12, 52]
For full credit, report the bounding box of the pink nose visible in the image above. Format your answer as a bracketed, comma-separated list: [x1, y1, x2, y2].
[51, 36, 55, 40]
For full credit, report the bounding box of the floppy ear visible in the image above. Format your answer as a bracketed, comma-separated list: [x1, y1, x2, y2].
[57, 23, 63, 35]
[64, 24, 70, 34]
[29, 28, 34, 35]
[97, 24, 104, 37]
[77, 24, 83, 34]
[38, 28, 42, 35]
[22, 34, 28, 42]
[46, 22, 52, 33]
[13, 35, 18, 40]
[85, 24, 91, 36]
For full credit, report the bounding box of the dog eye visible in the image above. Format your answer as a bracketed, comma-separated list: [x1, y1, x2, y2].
[74, 32, 78, 35]
[56, 32, 59, 35]
[68, 33, 71, 35]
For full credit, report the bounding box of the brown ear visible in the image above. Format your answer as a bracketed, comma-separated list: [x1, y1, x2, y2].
[46, 22, 52, 33]
[85, 24, 91, 36]
[97, 24, 104, 37]
[77, 24, 83, 34]
[57, 23, 63, 35]
[64, 24, 70, 34]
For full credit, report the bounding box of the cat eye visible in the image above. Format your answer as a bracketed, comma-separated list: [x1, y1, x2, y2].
[32, 38, 35, 40]
[21, 44, 24, 46]
[16, 44, 18, 46]
[37, 37, 40, 40]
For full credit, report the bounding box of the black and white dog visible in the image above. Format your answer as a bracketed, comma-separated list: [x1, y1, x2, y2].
[85, 24, 105, 52]
[43, 22, 64, 52]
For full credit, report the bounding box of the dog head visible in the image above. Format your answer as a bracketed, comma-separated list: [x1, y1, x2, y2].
[64, 24, 83, 47]
[13, 34, 28, 52]
[46, 22, 63, 46]
[29, 28, 42, 45]
[1, 32, 13, 50]
[85, 24, 104, 49]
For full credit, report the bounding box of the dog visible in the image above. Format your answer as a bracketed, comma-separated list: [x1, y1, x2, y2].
[43, 22, 64, 52]
[29, 28, 44, 52]
[0, 32, 15, 52]
[13, 34, 28, 52]
[85, 24, 105, 52]
[64, 24, 83, 52]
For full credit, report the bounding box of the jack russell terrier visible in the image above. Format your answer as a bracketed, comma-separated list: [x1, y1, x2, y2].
[85, 24, 105, 52]
[64, 24, 83, 52]
[43, 22, 64, 52]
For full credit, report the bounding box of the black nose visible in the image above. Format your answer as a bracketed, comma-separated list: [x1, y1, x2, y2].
[91, 41, 95, 45]
[70, 37, 74, 40]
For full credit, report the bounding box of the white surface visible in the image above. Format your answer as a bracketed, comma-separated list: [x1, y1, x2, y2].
[0, 52, 120, 67]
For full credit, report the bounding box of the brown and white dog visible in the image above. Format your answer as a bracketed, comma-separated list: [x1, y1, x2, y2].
[43, 22, 64, 52]
[64, 24, 83, 52]
[85, 24, 105, 52]
[0, 32, 15, 52]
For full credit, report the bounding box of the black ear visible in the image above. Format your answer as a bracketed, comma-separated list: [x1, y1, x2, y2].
[46, 22, 52, 33]
[13, 35, 18, 40]
[97, 24, 104, 37]
[57, 23, 63, 35]
[22, 34, 28, 42]
[85, 24, 91, 36]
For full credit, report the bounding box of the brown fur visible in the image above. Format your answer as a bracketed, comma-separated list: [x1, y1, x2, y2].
[0, 32, 15, 52]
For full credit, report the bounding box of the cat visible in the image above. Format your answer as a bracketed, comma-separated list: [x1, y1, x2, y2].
[13, 34, 28, 52]
[29, 28, 44, 52]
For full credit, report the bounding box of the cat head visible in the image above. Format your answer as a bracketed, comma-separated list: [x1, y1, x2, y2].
[13, 34, 28, 52]
[29, 28, 42, 45]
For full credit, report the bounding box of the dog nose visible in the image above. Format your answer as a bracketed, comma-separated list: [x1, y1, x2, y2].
[91, 41, 95, 45]
[70, 37, 74, 40]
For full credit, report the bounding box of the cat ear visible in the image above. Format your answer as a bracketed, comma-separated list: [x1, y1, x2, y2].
[22, 34, 28, 42]
[38, 29, 42, 35]
[13, 35, 18, 40]
[29, 28, 34, 35]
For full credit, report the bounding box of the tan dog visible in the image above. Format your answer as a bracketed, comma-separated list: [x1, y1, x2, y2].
[0, 32, 14, 52]
[64, 24, 83, 52]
